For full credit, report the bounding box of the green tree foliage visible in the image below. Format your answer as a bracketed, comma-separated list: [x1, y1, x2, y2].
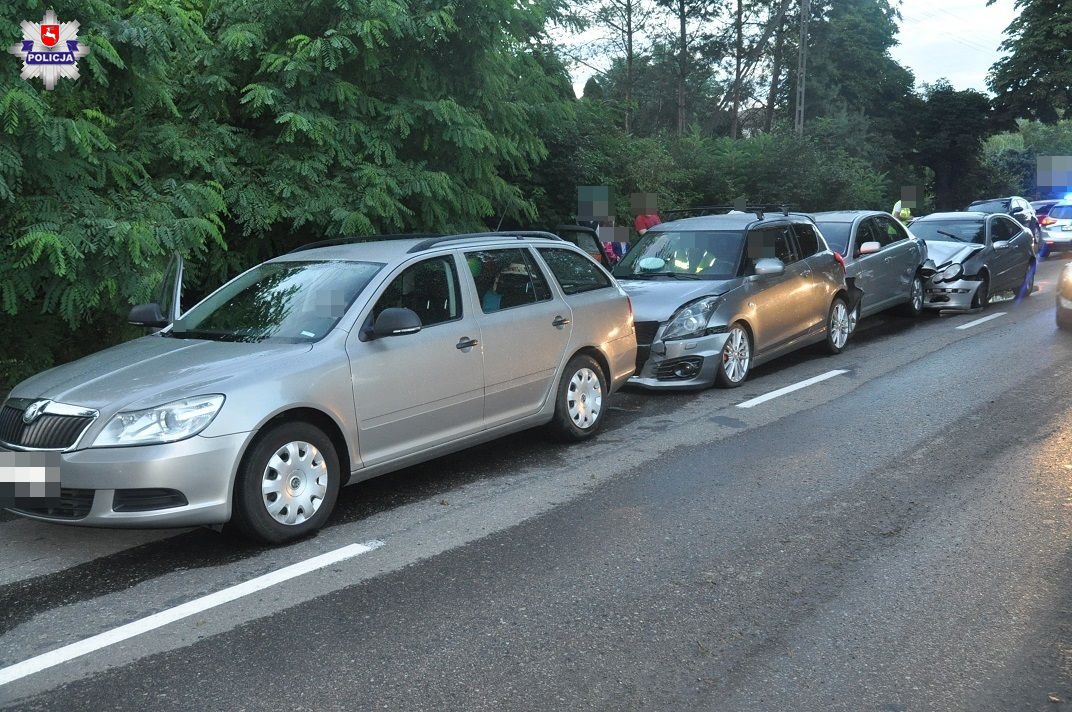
[915, 82, 995, 210]
[989, 0, 1072, 123]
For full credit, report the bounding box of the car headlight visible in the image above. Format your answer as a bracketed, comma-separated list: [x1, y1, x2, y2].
[940, 263, 963, 282]
[93, 395, 225, 447]
[662, 297, 722, 341]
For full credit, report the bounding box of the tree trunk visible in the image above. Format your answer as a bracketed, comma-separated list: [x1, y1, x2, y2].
[730, 0, 744, 138]
[677, 0, 687, 136]
[625, 2, 633, 134]
[765, 13, 787, 132]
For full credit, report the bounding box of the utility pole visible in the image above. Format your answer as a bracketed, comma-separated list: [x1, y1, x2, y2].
[794, 0, 810, 135]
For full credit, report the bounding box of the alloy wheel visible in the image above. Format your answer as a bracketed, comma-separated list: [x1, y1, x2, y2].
[567, 367, 603, 429]
[261, 440, 328, 526]
[830, 301, 850, 349]
[721, 326, 751, 383]
[911, 277, 924, 312]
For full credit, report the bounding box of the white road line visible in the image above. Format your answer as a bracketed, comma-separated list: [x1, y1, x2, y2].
[0, 540, 385, 687]
[736, 370, 850, 409]
[956, 312, 1006, 330]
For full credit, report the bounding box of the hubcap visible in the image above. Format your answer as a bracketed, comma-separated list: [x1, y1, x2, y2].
[912, 278, 924, 311]
[261, 441, 328, 526]
[722, 327, 751, 383]
[567, 368, 603, 429]
[830, 302, 850, 348]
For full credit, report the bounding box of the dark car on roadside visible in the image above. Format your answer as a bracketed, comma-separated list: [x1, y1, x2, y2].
[965, 197, 1042, 255]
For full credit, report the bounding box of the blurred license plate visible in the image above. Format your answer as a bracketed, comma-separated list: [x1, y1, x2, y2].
[1062, 225, 1072, 231]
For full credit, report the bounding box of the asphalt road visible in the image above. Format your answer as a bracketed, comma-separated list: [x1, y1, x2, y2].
[2, 260, 1072, 710]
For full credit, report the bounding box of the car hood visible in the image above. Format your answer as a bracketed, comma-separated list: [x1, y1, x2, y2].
[8, 336, 314, 412]
[618, 278, 737, 322]
[924, 241, 983, 266]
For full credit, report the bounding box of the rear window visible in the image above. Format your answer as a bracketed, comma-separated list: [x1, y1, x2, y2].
[814, 222, 851, 254]
[538, 248, 613, 295]
[968, 199, 1011, 214]
[1050, 206, 1072, 219]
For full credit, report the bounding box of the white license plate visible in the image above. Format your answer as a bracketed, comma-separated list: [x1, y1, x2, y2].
[1062, 225, 1072, 231]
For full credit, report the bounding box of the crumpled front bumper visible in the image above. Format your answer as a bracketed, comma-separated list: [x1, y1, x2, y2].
[629, 331, 732, 390]
[924, 277, 981, 310]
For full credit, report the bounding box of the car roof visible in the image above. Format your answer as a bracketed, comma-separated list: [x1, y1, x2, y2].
[269, 233, 569, 264]
[655, 212, 809, 232]
[916, 211, 989, 221]
[810, 210, 885, 223]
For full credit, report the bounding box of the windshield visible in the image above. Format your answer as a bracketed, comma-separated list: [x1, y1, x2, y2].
[911, 220, 986, 244]
[968, 199, 1011, 214]
[813, 222, 851, 254]
[170, 260, 383, 343]
[613, 230, 745, 280]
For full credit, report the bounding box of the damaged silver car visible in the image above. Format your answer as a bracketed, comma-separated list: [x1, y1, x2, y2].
[910, 212, 1036, 311]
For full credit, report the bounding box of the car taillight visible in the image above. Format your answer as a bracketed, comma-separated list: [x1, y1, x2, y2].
[1041, 216, 1057, 227]
[833, 252, 847, 273]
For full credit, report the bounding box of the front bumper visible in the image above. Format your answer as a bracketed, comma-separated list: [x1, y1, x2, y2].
[2, 432, 248, 528]
[924, 277, 981, 310]
[1058, 293, 1072, 325]
[629, 331, 731, 390]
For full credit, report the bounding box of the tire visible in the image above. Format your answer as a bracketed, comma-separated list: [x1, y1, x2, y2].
[971, 275, 990, 310]
[825, 297, 850, 355]
[1019, 261, 1036, 299]
[900, 274, 924, 317]
[715, 323, 752, 388]
[549, 354, 607, 442]
[230, 421, 341, 544]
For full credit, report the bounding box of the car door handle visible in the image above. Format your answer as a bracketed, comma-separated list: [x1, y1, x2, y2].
[456, 337, 479, 350]
[552, 316, 571, 327]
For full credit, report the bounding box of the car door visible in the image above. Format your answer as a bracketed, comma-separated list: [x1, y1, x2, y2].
[794, 221, 837, 319]
[988, 216, 1022, 291]
[464, 246, 573, 429]
[873, 214, 922, 302]
[849, 218, 895, 314]
[346, 254, 485, 466]
[741, 224, 811, 353]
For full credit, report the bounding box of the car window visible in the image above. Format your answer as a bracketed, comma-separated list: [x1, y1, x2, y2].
[372, 256, 462, 328]
[911, 219, 986, 244]
[875, 215, 908, 244]
[172, 260, 383, 343]
[793, 223, 821, 256]
[746, 225, 800, 268]
[560, 231, 605, 264]
[990, 217, 1018, 242]
[1051, 206, 1072, 219]
[853, 220, 881, 255]
[814, 222, 851, 254]
[538, 248, 613, 295]
[969, 199, 1011, 214]
[466, 248, 553, 313]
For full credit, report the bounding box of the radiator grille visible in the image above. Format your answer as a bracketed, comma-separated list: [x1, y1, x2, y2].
[0, 405, 94, 450]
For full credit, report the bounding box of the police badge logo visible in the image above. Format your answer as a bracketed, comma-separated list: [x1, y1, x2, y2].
[8, 10, 90, 90]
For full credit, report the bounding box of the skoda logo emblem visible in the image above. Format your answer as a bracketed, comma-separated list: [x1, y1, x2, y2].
[22, 400, 50, 425]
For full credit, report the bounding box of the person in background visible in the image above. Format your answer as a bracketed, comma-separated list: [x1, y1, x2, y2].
[634, 212, 661, 236]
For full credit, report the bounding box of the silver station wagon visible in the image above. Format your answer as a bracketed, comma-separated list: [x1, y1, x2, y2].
[614, 209, 853, 390]
[1, 233, 637, 543]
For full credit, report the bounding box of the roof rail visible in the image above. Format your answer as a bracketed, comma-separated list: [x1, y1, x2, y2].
[407, 231, 563, 253]
[287, 234, 441, 254]
[662, 204, 796, 221]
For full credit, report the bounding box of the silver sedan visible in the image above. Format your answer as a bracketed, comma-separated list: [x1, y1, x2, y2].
[910, 212, 1036, 310]
[811, 210, 928, 330]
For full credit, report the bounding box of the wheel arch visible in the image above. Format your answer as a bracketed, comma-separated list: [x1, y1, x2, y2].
[571, 346, 612, 386]
[240, 407, 353, 487]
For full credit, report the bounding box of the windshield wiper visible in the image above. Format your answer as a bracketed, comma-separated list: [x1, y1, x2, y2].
[936, 230, 968, 242]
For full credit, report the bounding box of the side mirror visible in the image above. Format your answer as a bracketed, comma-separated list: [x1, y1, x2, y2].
[753, 258, 786, 277]
[993, 240, 1010, 250]
[373, 307, 422, 337]
[859, 241, 881, 255]
[128, 303, 169, 328]
[1010, 206, 1025, 216]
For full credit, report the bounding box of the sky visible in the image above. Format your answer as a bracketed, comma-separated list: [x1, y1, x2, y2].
[892, 0, 1018, 92]
[566, 0, 1020, 97]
